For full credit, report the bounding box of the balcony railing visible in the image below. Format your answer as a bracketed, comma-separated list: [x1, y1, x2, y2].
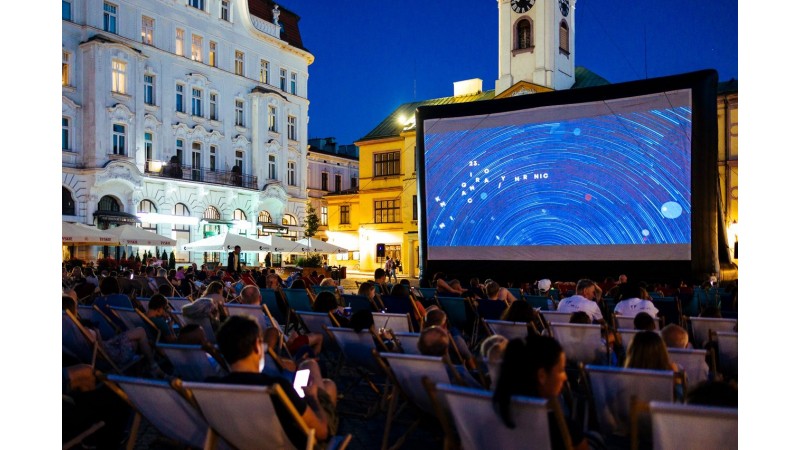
[250, 14, 281, 39]
[145, 160, 258, 190]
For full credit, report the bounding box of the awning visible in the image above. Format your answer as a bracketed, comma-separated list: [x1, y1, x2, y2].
[93, 210, 141, 224]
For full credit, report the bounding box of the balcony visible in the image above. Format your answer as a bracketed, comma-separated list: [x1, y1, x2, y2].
[250, 14, 281, 39]
[145, 160, 258, 190]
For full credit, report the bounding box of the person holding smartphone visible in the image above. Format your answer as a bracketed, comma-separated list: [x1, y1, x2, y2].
[207, 316, 338, 446]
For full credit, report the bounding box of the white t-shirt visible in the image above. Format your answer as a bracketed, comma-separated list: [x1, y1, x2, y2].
[556, 295, 604, 322]
[613, 298, 660, 318]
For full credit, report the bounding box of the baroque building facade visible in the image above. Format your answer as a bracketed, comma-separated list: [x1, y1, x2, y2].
[62, 0, 313, 266]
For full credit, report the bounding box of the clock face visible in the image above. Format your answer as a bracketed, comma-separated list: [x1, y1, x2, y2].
[559, 0, 570, 17]
[511, 0, 534, 14]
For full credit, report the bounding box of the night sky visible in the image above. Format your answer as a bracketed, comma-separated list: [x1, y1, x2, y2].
[276, 0, 738, 145]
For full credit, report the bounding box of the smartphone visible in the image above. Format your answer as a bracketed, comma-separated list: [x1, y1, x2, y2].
[293, 368, 311, 398]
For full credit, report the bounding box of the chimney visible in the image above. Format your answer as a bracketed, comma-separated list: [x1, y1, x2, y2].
[453, 78, 483, 97]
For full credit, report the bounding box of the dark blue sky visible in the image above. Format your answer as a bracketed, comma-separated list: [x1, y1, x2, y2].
[278, 0, 738, 146]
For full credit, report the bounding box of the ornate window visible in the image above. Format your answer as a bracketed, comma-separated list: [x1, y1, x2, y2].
[203, 205, 221, 220]
[111, 60, 126, 94]
[112, 123, 126, 155]
[268, 154, 277, 179]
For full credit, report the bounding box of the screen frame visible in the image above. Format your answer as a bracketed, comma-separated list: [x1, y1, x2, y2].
[415, 70, 719, 283]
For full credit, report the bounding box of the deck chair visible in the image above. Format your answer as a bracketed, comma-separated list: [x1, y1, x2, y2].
[312, 285, 337, 296]
[183, 381, 351, 450]
[615, 315, 660, 331]
[667, 348, 711, 391]
[377, 353, 457, 450]
[102, 375, 219, 450]
[616, 328, 640, 351]
[341, 294, 379, 313]
[485, 319, 533, 341]
[541, 310, 573, 325]
[325, 325, 388, 396]
[437, 383, 569, 450]
[261, 288, 289, 328]
[63, 310, 143, 375]
[475, 299, 507, 321]
[134, 297, 151, 311]
[372, 312, 413, 333]
[167, 297, 192, 311]
[108, 306, 161, 343]
[688, 317, 737, 349]
[523, 294, 552, 311]
[380, 295, 422, 326]
[650, 297, 682, 327]
[583, 365, 674, 437]
[158, 343, 229, 381]
[77, 305, 120, 340]
[713, 330, 738, 379]
[63, 421, 105, 450]
[226, 303, 274, 332]
[649, 401, 737, 450]
[181, 315, 217, 345]
[437, 296, 470, 334]
[550, 323, 607, 365]
[282, 288, 314, 312]
[416, 287, 438, 302]
[296, 311, 338, 357]
[393, 332, 422, 355]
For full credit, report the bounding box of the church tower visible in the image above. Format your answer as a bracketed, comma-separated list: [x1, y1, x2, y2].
[495, 0, 576, 96]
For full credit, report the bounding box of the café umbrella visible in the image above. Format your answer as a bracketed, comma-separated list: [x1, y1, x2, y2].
[104, 224, 177, 246]
[294, 237, 349, 254]
[182, 232, 296, 253]
[62, 222, 119, 246]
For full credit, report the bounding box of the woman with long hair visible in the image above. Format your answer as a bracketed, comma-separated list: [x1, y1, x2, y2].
[624, 331, 678, 372]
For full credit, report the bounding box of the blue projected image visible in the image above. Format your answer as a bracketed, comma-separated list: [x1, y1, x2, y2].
[423, 100, 692, 251]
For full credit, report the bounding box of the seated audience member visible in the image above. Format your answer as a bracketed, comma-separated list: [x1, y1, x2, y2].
[424, 308, 474, 369]
[480, 335, 508, 390]
[64, 295, 164, 378]
[501, 300, 538, 324]
[202, 281, 229, 319]
[661, 323, 692, 349]
[374, 268, 391, 296]
[348, 309, 398, 351]
[492, 334, 597, 450]
[556, 279, 605, 325]
[624, 331, 679, 372]
[93, 277, 134, 327]
[390, 283, 426, 318]
[312, 291, 348, 327]
[466, 277, 488, 299]
[358, 281, 382, 311]
[614, 283, 660, 318]
[205, 316, 337, 444]
[182, 297, 222, 335]
[485, 281, 503, 301]
[290, 278, 309, 290]
[633, 312, 657, 331]
[433, 272, 468, 297]
[145, 294, 177, 343]
[418, 326, 482, 388]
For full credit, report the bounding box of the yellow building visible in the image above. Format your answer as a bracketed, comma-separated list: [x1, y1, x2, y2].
[717, 79, 738, 266]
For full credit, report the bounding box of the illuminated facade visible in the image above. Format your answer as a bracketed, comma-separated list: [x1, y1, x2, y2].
[62, 0, 313, 265]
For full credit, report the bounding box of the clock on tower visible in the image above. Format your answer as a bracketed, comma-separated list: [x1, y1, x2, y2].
[511, 0, 534, 14]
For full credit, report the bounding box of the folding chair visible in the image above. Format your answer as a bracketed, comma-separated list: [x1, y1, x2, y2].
[226, 303, 274, 332]
[283, 288, 314, 312]
[615, 315, 660, 331]
[182, 381, 352, 450]
[475, 299, 507, 321]
[102, 375, 218, 450]
[167, 297, 192, 311]
[296, 311, 338, 360]
[648, 401, 737, 450]
[108, 306, 161, 343]
[523, 294, 552, 311]
[341, 294, 379, 313]
[181, 316, 217, 345]
[158, 343, 229, 381]
[416, 287, 438, 302]
[485, 319, 533, 341]
[549, 322, 607, 365]
[134, 297, 151, 311]
[312, 285, 337, 296]
[650, 297, 682, 327]
[713, 330, 738, 379]
[377, 353, 457, 450]
[393, 332, 422, 355]
[437, 383, 570, 450]
[380, 295, 423, 329]
[540, 310, 573, 325]
[77, 305, 121, 340]
[437, 296, 470, 334]
[616, 328, 639, 351]
[63, 310, 143, 375]
[324, 325, 388, 400]
[372, 312, 413, 333]
[583, 365, 675, 437]
[261, 288, 289, 328]
[688, 317, 737, 349]
[667, 348, 712, 390]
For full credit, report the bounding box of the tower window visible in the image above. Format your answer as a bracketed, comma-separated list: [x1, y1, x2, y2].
[515, 19, 532, 50]
[559, 20, 570, 55]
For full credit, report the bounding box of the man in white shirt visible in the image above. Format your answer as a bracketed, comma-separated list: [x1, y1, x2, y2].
[556, 279, 605, 324]
[613, 283, 660, 318]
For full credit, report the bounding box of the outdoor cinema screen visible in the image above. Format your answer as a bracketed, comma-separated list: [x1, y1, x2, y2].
[417, 72, 716, 263]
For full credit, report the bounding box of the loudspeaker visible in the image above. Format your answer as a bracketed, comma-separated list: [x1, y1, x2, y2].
[376, 243, 386, 258]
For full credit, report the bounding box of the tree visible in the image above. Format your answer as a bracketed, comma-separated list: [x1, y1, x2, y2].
[134, 250, 141, 264]
[304, 202, 320, 238]
[168, 251, 176, 270]
[161, 250, 168, 263]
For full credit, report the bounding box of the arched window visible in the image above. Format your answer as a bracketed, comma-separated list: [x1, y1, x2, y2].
[258, 210, 272, 223]
[559, 20, 570, 55]
[203, 206, 221, 220]
[173, 203, 191, 232]
[233, 209, 247, 221]
[282, 214, 297, 226]
[516, 19, 532, 50]
[63, 187, 76, 215]
[173, 203, 192, 262]
[98, 195, 121, 212]
[138, 199, 158, 231]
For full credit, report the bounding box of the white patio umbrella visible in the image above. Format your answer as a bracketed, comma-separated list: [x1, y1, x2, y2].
[256, 235, 308, 253]
[295, 237, 349, 254]
[62, 222, 119, 246]
[104, 224, 177, 246]
[182, 232, 293, 253]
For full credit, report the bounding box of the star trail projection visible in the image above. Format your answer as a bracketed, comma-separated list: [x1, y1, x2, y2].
[421, 90, 692, 261]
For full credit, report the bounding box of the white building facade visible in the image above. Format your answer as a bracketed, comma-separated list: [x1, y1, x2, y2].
[62, 0, 314, 266]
